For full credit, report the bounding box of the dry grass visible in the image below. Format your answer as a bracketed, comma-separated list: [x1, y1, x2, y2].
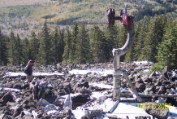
[0, 0, 174, 38]
[0, 0, 52, 7]
[0, 1, 138, 38]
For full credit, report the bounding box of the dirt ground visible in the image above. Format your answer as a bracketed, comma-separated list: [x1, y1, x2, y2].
[0, 0, 53, 7]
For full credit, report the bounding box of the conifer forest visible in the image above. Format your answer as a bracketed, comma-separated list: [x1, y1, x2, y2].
[0, 0, 177, 71]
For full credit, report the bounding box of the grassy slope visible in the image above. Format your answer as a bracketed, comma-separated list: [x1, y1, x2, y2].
[0, 0, 52, 7]
[0, 0, 176, 37]
[0, 1, 133, 24]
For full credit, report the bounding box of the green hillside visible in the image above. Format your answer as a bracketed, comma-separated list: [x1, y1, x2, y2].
[0, 0, 176, 37]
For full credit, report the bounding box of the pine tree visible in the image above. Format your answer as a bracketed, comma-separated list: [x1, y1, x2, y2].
[69, 24, 79, 63]
[104, 26, 118, 62]
[30, 32, 39, 61]
[157, 20, 177, 69]
[58, 29, 65, 62]
[0, 29, 7, 65]
[140, 16, 167, 62]
[151, 16, 167, 62]
[63, 27, 72, 64]
[22, 37, 31, 63]
[38, 22, 52, 65]
[7, 31, 16, 65]
[90, 26, 106, 63]
[134, 16, 150, 61]
[51, 27, 64, 63]
[76, 24, 90, 63]
[15, 34, 23, 64]
[138, 18, 153, 61]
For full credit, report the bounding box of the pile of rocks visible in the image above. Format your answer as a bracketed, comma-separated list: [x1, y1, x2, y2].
[0, 62, 177, 119]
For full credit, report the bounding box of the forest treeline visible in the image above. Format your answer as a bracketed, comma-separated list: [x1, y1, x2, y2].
[0, 15, 177, 70]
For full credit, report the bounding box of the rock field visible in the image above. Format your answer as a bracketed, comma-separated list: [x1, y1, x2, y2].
[0, 62, 177, 119]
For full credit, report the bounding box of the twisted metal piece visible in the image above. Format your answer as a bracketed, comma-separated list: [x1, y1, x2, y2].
[107, 8, 142, 108]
